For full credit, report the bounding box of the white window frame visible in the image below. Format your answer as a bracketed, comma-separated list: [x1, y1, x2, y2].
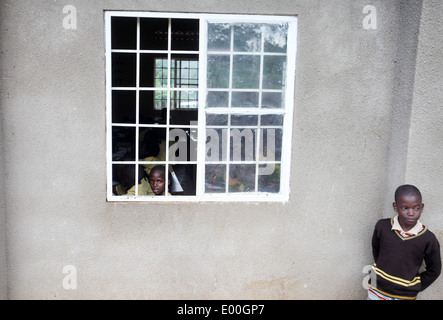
[105, 11, 297, 202]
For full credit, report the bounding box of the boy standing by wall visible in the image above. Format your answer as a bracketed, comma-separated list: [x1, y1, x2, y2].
[369, 185, 441, 300]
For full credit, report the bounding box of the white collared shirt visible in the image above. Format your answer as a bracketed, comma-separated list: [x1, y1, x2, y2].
[391, 215, 423, 236]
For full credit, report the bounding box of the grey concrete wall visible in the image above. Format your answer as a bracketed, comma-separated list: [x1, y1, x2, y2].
[0, 0, 441, 299]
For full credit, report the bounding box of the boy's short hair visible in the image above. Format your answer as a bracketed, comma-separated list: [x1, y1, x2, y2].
[394, 184, 422, 202]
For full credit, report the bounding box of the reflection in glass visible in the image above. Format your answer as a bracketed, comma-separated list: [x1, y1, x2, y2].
[112, 53, 136, 87]
[206, 114, 228, 126]
[112, 126, 136, 161]
[171, 19, 199, 51]
[208, 23, 231, 51]
[206, 128, 227, 161]
[258, 164, 280, 193]
[258, 128, 282, 161]
[205, 164, 226, 193]
[229, 164, 255, 192]
[112, 90, 136, 123]
[231, 92, 259, 108]
[262, 92, 284, 109]
[230, 128, 256, 161]
[232, 55, 260, 89]
[111, 17, 136, 49]
[140, 18, 168, 50]
[263, 55, 286, 90]
[207, 91, 229, 108]
[233, 24, 261, 52]
[207, 55, 230, 88]
[231, 114, 258, 126]
[263, 23, 288, 53]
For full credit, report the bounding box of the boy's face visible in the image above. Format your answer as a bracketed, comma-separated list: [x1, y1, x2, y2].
[393, 194, 424, 231]
[149, 170, 167, 195]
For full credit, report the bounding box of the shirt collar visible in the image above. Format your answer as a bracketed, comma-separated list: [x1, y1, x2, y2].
[391, 215, 423, 236]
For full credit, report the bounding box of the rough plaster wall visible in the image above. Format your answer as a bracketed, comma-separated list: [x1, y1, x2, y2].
[403, 0, 443, 299]
[0, 3, 9, 299]
[1, 0, 437, 300]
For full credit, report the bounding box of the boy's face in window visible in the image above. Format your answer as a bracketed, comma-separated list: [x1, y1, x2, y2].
[393, 194, 424, 231]
[149, 170, 167, 195]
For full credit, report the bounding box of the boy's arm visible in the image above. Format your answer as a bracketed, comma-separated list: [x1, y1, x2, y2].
[420, 237, 442, 292]
[371, 221, 381, 262]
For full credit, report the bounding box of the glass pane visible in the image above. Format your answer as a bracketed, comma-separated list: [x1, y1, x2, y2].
[261, 114, 284, 126]
[171, 19, 199, 51]
[263, 23, 288, 53]
[112, 53, 136, 87]
[171, 164, 197, 195]
[230, 128, 256, 161]
[140, 18, 168, 50]
[140, 54, 168, 88]
[231, 91, 259, 108]
[258, 164, 280, 193]
[140, 91, 164, 124]
[170, 55, 199, 88]
[262, 92, 284, 109]
[207, 55, 230, 88]
[229, 164, 256, 192]
[113, 164, 147, 196]
[169, 127, 197, 161]
[139, 127, 165, 162]
[112, 90, 136, 124]
[206, 114, 228, 126]
[232, 55, 260, 89]
[112, 126, 135, 161]
[207, 91, 229, 108]
[111, 17, 136, 49]
[258, 128, 282, 161]
[231, 114, 258, 126]
[262, 55, 286, 90]
[233, 24, 261, 52]
[206, 128, 227, 161]
[205, 164, 226, 193]
[208, 23, 231, 51]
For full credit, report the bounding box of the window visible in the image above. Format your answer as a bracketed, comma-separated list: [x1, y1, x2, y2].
[105, 12, 297, 202]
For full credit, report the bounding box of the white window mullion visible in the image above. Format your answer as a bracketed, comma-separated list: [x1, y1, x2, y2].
[197, 18, 208, 198]
[134, 17, 141, 197]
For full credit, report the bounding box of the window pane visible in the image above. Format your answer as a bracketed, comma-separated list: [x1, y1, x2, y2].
[206, 114, 228, 126]
[206, 128, 227, 161]
[207, 55, 230, 88]
[172, 164, 197, 195]
[169, 127, 197, 161]
[112, 126, 135, 161]
[139, 91, 166, 124]
[229, 164, 255, 192]
[206, 91, 229, 108]
[259, 128, 282, 161]
[112, 90, 136, 124]
[262, 55, 286, 90]
[208, 23, 231, 51]
[140, 18, 168, 50]
[232, 55, 260, 89]
[230, 128, 256, 161]
[139, 128, 166, 162]
[111, 17, 136, 49]
[231, 114, 258, 126]
[113, 164, 147, 196]
[261, 114, 284, 126]
[171, 19, 199, 51]
[140, 54, 168, 88]
[170, 55, 199, 88]
[233, 24, 261, 52]
[258, 164, 280, 193]
[231, 91, 259, 108]
[262, 92, 284, 109]
[205, 164, 226, 193]
[112, 53, 136, 87]
[263, 23, 288, 53]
